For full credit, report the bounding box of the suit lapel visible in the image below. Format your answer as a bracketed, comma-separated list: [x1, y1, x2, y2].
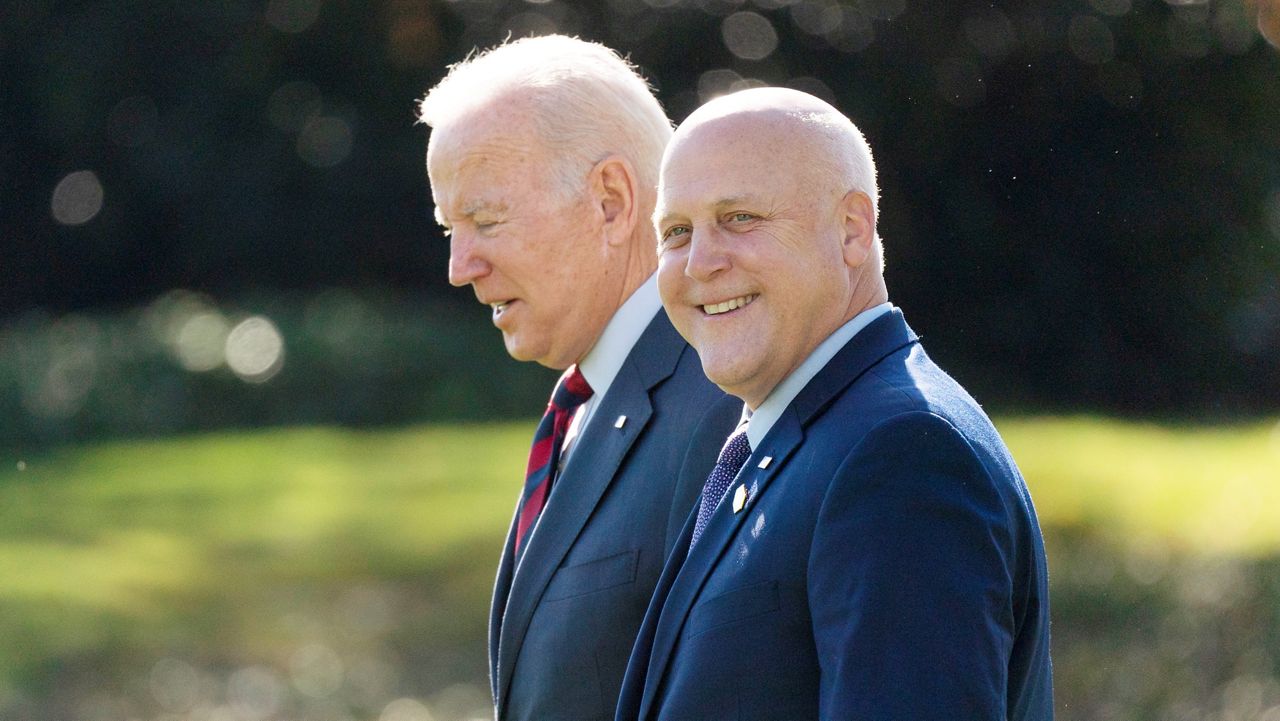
[635, 309, 920, 717]
[488, 501, 520, 702]
[635, 411, 804, 719]
[493, 313, 688, 716]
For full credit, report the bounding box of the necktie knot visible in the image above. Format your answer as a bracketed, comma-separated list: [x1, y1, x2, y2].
[552, 365, 594, 411]
[716, 427, 752, 469]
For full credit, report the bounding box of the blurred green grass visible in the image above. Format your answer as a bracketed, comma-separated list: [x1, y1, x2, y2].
[1, 416, 1279, 720]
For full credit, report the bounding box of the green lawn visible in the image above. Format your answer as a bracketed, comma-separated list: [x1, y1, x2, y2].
[1, 417, 1278, 720]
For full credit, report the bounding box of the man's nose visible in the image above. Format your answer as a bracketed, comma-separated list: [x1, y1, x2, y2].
[448, 230, 491, 287]
[684, 228, 731, 282]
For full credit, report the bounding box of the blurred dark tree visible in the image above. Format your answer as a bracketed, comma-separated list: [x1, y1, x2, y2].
[2, 0, 1278, 422]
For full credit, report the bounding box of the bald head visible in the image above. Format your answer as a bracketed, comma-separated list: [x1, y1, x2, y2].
[666, 87, 879, 226]
[654, 87, 888, 407]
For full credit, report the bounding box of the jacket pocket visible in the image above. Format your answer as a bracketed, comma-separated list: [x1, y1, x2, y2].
[686, 580, 780, 639]
[543, 550, 638, 602]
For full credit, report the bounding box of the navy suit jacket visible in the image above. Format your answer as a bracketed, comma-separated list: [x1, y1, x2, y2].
[490, 310, 740, 721]
[616, 309, 1054, 721]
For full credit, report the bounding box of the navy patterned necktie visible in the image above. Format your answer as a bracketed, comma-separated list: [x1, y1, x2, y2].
[689, 425, 752, 549]
[514, 365, 593, 558]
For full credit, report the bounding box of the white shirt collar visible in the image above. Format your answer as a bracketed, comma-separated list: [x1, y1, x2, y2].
[576, 273, 661, 404]
[744, 303, 893, 450]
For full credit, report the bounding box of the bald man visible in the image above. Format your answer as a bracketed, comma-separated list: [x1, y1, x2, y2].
[615, 88, 1054, 720]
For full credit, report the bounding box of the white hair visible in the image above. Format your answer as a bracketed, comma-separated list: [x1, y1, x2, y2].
[418, 35, 672, 205]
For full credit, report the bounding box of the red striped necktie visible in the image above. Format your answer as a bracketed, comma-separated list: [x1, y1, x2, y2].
[514, 365, 594, 558]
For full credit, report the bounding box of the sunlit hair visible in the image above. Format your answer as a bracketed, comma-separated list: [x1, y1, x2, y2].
[418, 35, 672, 210]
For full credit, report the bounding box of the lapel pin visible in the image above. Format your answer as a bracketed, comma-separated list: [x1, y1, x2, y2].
[732, 484, 748, 513]
[614, 415, 627, 429]
[758, 456, 773, 469]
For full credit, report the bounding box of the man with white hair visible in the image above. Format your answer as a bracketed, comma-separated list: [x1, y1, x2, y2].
[420, 36, 737, 721]
[616, 87, 1054, 720]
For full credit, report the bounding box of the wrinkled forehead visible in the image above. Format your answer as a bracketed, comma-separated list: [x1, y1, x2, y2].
[427, 93, 543, 174]
[428, 122, 545, 205]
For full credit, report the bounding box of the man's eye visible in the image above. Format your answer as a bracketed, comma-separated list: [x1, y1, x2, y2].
[729, 213, 754, 223]
[661, 226, 690, 246]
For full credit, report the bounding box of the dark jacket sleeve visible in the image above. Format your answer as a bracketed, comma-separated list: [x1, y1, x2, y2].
[808, 410, 1016, 720]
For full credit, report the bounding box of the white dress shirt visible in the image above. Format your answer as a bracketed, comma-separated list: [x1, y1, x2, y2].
[743, 303, 893, 450]
[560, 274, 662, 462]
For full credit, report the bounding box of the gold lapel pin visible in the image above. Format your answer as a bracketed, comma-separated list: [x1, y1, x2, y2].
[732, 484, 748, 513]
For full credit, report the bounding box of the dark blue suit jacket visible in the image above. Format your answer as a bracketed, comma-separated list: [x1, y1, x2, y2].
[616, 309, 1054, 720]
[490, 310, 740, 721]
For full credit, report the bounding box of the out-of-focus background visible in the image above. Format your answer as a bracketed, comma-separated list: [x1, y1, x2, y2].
[2, 1, 1279, 719]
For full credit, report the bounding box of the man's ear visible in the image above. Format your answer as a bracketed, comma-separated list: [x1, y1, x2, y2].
[590, 154, 638, 248]
[839, 190, 876, 269]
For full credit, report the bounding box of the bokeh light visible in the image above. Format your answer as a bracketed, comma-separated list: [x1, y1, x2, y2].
[148, 290, 229, 372]
[783, 76, 836, 105]
[266, 0, 322, 34]
[386, 0, 443, 68]
[149, 658, 201, 712]
[697, 68, 745, 102]
[297, 116, 354, 168]
[790, 0, 842, 38]
[722, 11, 780, 60]
[1069, 15, 1117, 65]
[964, 9, 1018, 58]
[268, 81, 323, 134]
[50, 170, 104, 226]
[1215, 1, 1259, 54]
[380, 697, 435, 721]
[20, 314, 99, 421]
[107, 95, 159, 148]
[228, 666, 285, 720]
[304, 289, 385, 357]
[826, 8, 875, 53]
[174, 312, 231, 372]
[225, 316, 285, 383]
[290, 643, 344, 698]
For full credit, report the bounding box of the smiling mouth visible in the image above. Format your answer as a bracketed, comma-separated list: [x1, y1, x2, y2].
[702, 294, 758, 316]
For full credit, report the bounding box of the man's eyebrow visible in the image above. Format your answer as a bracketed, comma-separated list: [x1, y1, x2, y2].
[435, 200, 509, 226]
[712, 194, 760, 209]
[654, 195, 763, 226]
[653, 208, 683, 228]
[465, 200, 507, 215]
